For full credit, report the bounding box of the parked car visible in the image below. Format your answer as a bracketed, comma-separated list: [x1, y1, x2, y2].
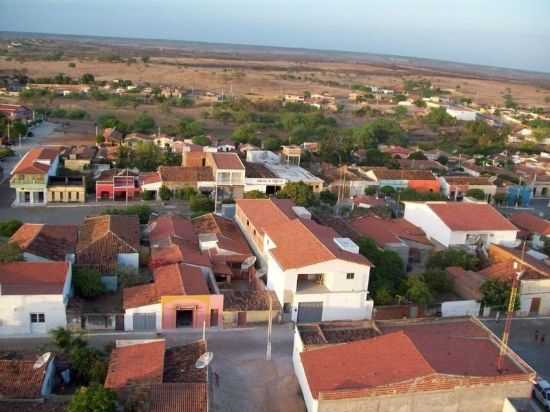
[533, 379, 550, 410]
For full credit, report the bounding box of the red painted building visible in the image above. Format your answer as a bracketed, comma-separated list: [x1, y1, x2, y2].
[95, 169, 140, 201]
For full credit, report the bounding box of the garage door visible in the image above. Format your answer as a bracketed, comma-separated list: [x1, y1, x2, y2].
[297, 302, 323, 323]
[133, 313, 157, 331]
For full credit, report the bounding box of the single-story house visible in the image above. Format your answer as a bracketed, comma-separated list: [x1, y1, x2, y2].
[9, 223, 78, 262]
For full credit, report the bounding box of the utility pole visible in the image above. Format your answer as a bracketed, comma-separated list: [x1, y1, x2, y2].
[125, 168, 129, 208]
[266, 293, 272, 361]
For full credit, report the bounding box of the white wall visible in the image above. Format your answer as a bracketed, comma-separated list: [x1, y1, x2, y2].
[442, 300, 480, 317]
[293, 291, 373, 322]
[117, 253, 139, 271]
[404, 203, 452, 246]
[0, 294, 67, 335]
[519, 279, 550, 316]
[124, 303, 162, 331]
[292, 328, 319, 412]
[449, 230, 518, 247]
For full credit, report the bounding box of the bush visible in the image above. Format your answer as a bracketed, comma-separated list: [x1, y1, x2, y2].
[466, 188, 486, 201]
[190, 194, 214, 215]
[73, 267, 106, 298]
[0, 242, 23, 263]
[427, 248, 480, 271]
[422, 269, 454, 295]
[0, 147, 14, 159]
[142, 190, 156, 201]
[175, 187, 198, 201]
[0, 219, 23, 237]
[319, 190, 337, 206]
[480, 279, 518, 311]
[191, 134, 211, 146]
[102, 205, 152, 224]
[244, 190, 267, 199]
[364, 186, 377, 196]
[405, 276, 433, 305]
[379, 186, 395, 197]
[159, 185, 173, 201]
[67, 384, 116, 412]
[276, 182, 315, 207]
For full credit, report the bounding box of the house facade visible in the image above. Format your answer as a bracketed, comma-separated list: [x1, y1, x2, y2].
[10, 147, 60, 206]
[95, 169, 141, 201]
[439, 176, 497, 202]
[236, 199, 373, 323]
[0, 261, 72, 335]
[403, 201, 518, 248]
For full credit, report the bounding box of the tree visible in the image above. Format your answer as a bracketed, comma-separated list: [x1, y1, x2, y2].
[480, 279, 517, 311]
[232, 123, 257, 144]
[427, 248, 480, 271]
[379, 186, 395, 197]
[466, 188, 486, 201]
[96, 134, 105, 144]
[408, 151, 428, 160]
[263, 136, 282, 151]
[67, 384, 117, 412]
[436, 155, 448, 165]
[178, 117, 204, 137]
[364, 186, 377, 196]
[190, 194, 214, 216]
[192, 134, 211, 146]
[0, 219, 23, 237]
[132, 113, 156, 133]
[319, 190, 337, 206]
[73, 267, 106, 298]
[353, 118, 405, 147]
[159, 185, 173, 201]
[0, 242, 23, 263]
[81, 73, 95, 84]
[422, 269, 454, 295]
[276, 182, 315, 207]
[423, 107, 455, 129]
[542, 237, 550, 256]
[131, 142, 163, 171]
[244, 190, 267, 199]
[68, 62, 76, 68]
[405, 276, 433, 305]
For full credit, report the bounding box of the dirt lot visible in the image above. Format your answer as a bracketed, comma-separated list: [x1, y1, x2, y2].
[44, 119, 97, 146]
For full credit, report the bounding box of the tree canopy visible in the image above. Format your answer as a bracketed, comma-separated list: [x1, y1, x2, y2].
[276, 182, 315, 207]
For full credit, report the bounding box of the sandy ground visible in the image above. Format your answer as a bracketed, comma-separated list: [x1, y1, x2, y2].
[2, 56, 550, 108]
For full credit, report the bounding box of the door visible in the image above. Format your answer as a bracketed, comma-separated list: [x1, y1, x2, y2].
[132, 313, 157, 331]
[297, 302, 323, 323]
[30, 313, 46, 334]
[176, 310, 194, 328]
[210, 309, 219, 327]
[237, 311, 247, 327]
[529, 297, 541, 315]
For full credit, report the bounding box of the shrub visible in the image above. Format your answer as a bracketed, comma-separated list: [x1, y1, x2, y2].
[427, 248, 480, 271]
[0, 242, 23, 263]
[466, 188, 486, 201]
[276, 182, 315, 207]
[174, 187, 197, 201]
[190, 194, 214, 215]
[142, 190, 156, 201]
[364, 186, 377, 196]
[67, 384, 116, 412]
[244, 190, 267, 199]
[159, 185, 173, 201]
[422, 269, 454, 295]
[319, 190, 337, 206]
[480, 279, 518, 311]
[102, 205, 152, 224]
[405, 276, 433, 305]
[0, 219, 23, 237]
[73, 267, 106, 298]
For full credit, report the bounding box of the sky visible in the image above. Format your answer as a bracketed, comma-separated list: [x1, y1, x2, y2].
[1, 0, 549, 73]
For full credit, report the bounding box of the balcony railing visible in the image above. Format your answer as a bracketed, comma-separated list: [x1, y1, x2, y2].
[10, 176, 46, 186]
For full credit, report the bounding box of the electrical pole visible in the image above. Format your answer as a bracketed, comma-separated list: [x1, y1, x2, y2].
[266, 293, 272, 361]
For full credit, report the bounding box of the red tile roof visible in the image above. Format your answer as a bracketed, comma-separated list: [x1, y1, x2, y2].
[350, 216, 430, 247]
[149, 214, 195, 246]
[370, 168, 437, 181]
[77, 215, 140, 253]
[124, 263, 210, 309]
[105, 340, 166, 389]
[301, 319, 528, 400]
[10, 224, 78, 261]
[427, 202, 518, 231]
[509, 212, 550, 236]
[442, 176, 495, 186]
[209, 152, 244, 170]
[0, 358, 51, 399]
[159, 166, 213, 183]
[0, 262, 69, 295]
[150, 242, 211, 269]
[238, 199, 371, 269]
[12, 147, 59, 175]
[148, 383, 207, 412]
[192, 213, 252, 257]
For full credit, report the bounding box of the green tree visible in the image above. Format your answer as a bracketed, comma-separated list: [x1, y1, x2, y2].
[364, 186, 378, 196]
[353, 118, 405, 147]
[244, 190, 268, 199]
[405, 276, 433, 305]
[232, 123, 257, 144]
[408, 151, 428, 160]
[131, 142, 163, 171]
[263, 136, 282, 151]
[379, 186, 395, 197]
[423, 107, 455, 129]
[466, 188, 486, 201]
[190, 195, 214, 216]
[422, 269, 454, 295]
[480, 279, 516, 311]
[0, 219, 23, 237]
[67, 384, 117, 412]
[436, 155, 448, 165]
[192, 135, 211, 146]
[427, 248, 480, 271]
[276, 182, 315, 207]
[159, 185, 173, 201]
[174, 187, 198, 201]
[178, 117, 204, 137]
[0, 242, 23, 263]
[81, 73, 95, 84]
[319, 190, 337, 206]
[73, 267, 106, 298]
[132, 113, 156, 133]
[102, 205, 152, 224]
[542, 237, 550, 256]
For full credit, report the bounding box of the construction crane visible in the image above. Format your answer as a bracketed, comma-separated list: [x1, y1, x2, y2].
[496, 241, 527, 372]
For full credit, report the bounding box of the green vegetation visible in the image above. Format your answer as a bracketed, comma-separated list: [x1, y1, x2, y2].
[465, 188, 486, 200]
[189, 194, 215, 216]
[0, 242, 23, 263]
[244, 190, 268, 199]
[174, 187, 198, 201]
[423, 107, 456, 129]
[276, 182, 315, 207]
[73, 267, 106, 298]
[67, 384, 117, 412]
[132, 112, 156, 133]
[0, 146, 14, 159]
[115, 142, 181, 172]
[191, 134, 211, 146]
[36, 107, 88, 120]
[102, 205, 152, 224]
[426, 248, 480, 271]
[405, 275, 433, 305]
[398, 188, 446, 202]
[159, 185, 173, 201]
[480, 279, 518, 311]
[0, 219, 23, 237]
[319, 190, 337, 206]
[178, 117, 205, 138]
[408, 151, 427, 160]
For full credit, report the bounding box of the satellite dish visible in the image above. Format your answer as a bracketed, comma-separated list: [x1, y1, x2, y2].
[195, 352, 214, 369]
[241, 256, 257, 271]
[33, 352, 52, 369]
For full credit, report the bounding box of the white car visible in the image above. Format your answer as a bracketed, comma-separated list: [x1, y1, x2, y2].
[533, 379, 550, 410]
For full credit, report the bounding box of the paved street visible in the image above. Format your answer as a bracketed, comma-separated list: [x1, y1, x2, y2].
[0, 324, 306, 412]
[483, 317, 550, 381]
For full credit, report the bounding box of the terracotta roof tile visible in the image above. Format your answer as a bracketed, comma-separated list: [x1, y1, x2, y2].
[0, 358, 51, 399]
[369, 167, 436, 181]
[159, 166, 213, 183]
[222, 290, 281, 312]
[427, 202, 518, 231]
[509, 212, 550, 236]
[442, 176, 495, 186]
[10, 224, 78, 261]
[12, 147, 59, 175]
[192, 213, 252, 257]
[351, 216, 431, 247]
[209, 152, 244, 170]
[0, 262, 69, 295]
[149, 214, 195, 246]
[77, 215, 140, 252]
[148, 383, 207, 412]
[105, 340, 166, 389]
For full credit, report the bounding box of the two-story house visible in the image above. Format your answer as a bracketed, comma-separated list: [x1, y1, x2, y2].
[10, 147, 60, 206]
[0, 261, 72, 335]
[206, 152, 245, 211]
[236, 199, 373, 323]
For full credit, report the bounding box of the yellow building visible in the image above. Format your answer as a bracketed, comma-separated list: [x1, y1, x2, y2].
[47, 176, 86, 203]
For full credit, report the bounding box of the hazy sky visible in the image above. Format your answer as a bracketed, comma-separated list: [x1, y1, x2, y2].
[1, 0, 549, 73]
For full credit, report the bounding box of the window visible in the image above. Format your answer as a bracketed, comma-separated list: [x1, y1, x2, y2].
[30, 313, 45, 323]
[283, 303, 292, 314]
[346, 273, 355, 280]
